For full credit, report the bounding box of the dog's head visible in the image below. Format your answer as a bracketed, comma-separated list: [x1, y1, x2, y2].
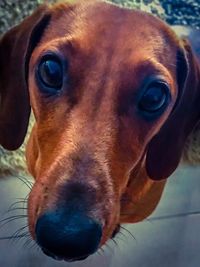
[1, 0, 200, 262]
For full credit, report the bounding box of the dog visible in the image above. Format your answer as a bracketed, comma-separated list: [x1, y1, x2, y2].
[0, 0, 200, 262]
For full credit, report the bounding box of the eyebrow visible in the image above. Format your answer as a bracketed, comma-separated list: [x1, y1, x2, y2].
[133, 58, 173, 80]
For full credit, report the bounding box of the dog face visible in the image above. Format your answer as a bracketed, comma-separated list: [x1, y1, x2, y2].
[1, 0, 200, 262]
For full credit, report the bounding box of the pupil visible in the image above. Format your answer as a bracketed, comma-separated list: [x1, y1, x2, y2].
[141, 86, 166, 111]
[40, 59, 62, 88]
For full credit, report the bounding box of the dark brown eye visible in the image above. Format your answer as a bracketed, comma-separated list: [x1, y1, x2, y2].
[139, 82, 170, 113]
[37, 55, 63, 93]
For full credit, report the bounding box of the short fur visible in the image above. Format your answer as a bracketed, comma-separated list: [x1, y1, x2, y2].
[0, 0, 200, 259]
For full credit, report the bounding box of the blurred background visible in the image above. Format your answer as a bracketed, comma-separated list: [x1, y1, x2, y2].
[0, 1, 200, 267]
[1, 0, 200, 35]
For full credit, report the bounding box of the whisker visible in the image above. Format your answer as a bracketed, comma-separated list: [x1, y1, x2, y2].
[99, 246, 105, 255]
[96, 247, 107, 267]
[23, 237, 35, 249]
[21, 176, 33, 184]
[7, 194, 29, 214]
[9, 231, 30, 246]
[120, 226, 137, 242]
[114, 233, 127, 245]
[7, 207, 27, 213]
[111, 237, 119, 249]
[0, 215, 27, 230]
[117, 229, 127, 239]
[17, 175, 33, 190]
[97, 250, 102, 257]
[3, 200, 28, 217]
[28, 241, 38, 252]
[144, 217, 154, 225]
[0, 215, 27, 224]
[11, 225, 29, 239]
[104, 242, 115, 257]
[0, 233, 29, 240]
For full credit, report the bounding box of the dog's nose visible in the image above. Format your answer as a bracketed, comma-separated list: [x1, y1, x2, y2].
[35, 210, 102, 261]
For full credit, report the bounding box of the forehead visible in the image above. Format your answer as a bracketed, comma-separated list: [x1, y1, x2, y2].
[39, 1, 178, 64]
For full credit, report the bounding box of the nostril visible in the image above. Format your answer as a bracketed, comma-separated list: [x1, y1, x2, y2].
[35, 211, 102, 261]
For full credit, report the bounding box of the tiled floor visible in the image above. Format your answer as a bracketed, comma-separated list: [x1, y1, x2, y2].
[0, 164, 199, 267]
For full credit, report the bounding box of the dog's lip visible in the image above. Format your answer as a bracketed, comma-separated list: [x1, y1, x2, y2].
[42, 248, 63, 261]
[64, 255, 89, 262]
[42, 247, 89, 262]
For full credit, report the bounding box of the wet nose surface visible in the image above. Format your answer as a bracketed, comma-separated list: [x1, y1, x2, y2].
[35, 211, 102, 261]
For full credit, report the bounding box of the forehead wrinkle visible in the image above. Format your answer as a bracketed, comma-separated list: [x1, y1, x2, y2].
[132, 58, 174, 80]
[31, 36, 74, 63]
[36, 2, 173, 65]
[49, 1, 134, 50]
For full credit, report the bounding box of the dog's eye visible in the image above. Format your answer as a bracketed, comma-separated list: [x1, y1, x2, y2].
[38, 56, 63, 92]
[139, 81, 170, 113]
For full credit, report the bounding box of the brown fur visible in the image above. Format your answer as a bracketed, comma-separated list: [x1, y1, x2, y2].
[0, 0, 200, 255]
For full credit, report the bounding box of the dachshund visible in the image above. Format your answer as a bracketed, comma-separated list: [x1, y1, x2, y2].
[0, 0, 200, 262]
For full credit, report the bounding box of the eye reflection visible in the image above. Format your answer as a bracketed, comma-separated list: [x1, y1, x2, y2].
[37, 54, 63, 93]
[139, 81, 170, 113]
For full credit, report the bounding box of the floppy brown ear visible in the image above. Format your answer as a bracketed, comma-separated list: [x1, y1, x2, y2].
[146, 38, 200, 180]
[0, 5, 51, 150]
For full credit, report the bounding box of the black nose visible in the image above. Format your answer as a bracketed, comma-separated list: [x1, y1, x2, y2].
[35, 210, 102, 261]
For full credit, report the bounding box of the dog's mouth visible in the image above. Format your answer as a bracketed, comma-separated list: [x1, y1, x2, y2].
[42, 247, 89, 262]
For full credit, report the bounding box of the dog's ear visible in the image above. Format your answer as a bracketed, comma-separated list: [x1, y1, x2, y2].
[146, 38, 200, 180]
[0, 5, 51, 150]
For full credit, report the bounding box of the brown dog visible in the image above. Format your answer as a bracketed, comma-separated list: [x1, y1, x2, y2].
[0, 0, 200, 262]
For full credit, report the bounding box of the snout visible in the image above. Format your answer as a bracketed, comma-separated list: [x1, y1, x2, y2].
[35, 209, 102, 261]
[27, 155, 117, 261]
